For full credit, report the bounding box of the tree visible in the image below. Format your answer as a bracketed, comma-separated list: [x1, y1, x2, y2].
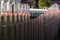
[38, 0, 51, 9]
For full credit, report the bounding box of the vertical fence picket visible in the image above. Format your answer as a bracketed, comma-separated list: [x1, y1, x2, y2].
[19, 23, 21, 40]
[4, 11, 8, 25]
[0, 12, 2, 40]
[26, 4, 31, 40]
[2, 25, 7, 40]
[38, 16, 40, 40]
[45, 22, 51, 40]
[15, 11, 21, 40]
[30, 20, 33, 40]
[15, 24, 20, 40]
[2, 10, 8, 40]
[14, 12, 17, 24]
[33, 19, 37, 40]
[34, 18, 38, 40]
[17, 11, 21, 23]
[24, 13, 28, 40]
[51, 19, 59, 40]
[27, 13, 31, 40]
[25, 14, 27, 22]
[32, 20, 34, 40]
[21, 23, 24, 40]
[0, 25, 2, 40]
[28, 21, 31, 40]
[39, 14, 44, 40]
[24, 22, 28, 40]
[9, 11, 12, 24]
[9, 25, 14, 40]
[9, 10, 15, 40]
[31, 20, 34, 40]
[24, 13, 30, 40]
[26, 20, 29, 40]
[21, 13, 24, 40]
[0, 12, 1, 24]
[15, 10, 21, 40]
[36, 17, 39, 40]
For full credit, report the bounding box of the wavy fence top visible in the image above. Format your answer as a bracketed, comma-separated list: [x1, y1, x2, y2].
[43, 3, 60, 24]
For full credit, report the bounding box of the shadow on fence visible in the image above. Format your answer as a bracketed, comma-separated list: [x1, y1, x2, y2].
[0, 10, 60, 40]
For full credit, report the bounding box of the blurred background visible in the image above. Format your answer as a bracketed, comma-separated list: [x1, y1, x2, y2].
[21, 0, 60, 9]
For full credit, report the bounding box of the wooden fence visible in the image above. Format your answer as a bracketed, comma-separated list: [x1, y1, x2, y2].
[0, 10, 60, 40]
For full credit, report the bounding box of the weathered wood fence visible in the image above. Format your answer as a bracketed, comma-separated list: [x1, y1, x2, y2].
[0, 10, 60, 40]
